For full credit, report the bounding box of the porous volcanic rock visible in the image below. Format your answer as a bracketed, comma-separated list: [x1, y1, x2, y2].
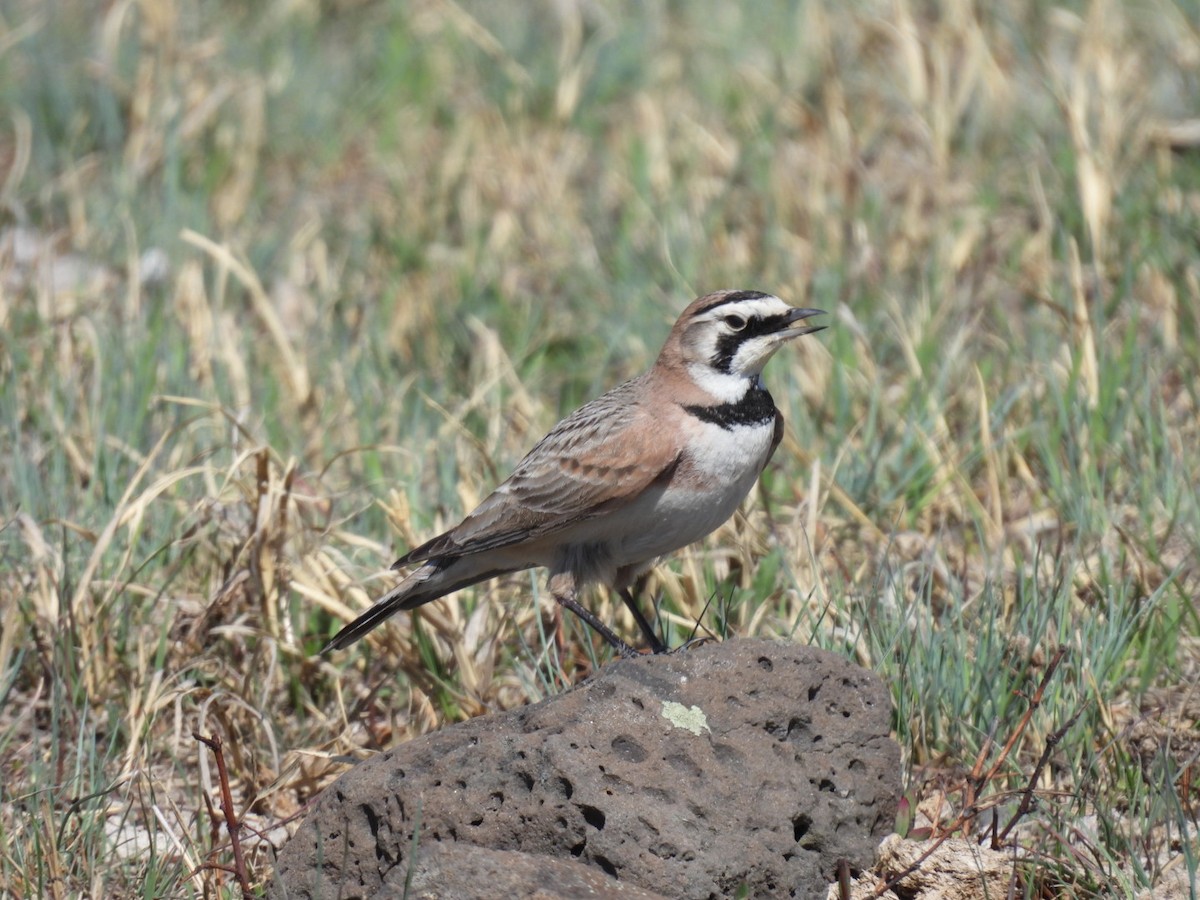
[385, 843, 670, 899]
[272, 639, 900, 899]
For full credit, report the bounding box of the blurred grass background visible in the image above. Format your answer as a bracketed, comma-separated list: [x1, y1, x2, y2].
[2, 0, 1199, 895]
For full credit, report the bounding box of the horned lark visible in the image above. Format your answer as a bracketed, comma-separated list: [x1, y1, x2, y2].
[326, 290, 826, 656]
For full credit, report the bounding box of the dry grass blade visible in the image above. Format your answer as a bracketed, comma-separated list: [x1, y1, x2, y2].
[180, 229, 312, 409]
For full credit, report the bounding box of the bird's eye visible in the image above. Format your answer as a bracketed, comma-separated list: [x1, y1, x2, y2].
[723, 315, 747, 331]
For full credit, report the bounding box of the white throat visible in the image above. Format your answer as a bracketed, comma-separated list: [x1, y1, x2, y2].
[687, 363, 756, 403]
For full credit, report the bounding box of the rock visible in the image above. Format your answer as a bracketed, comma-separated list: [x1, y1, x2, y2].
[272, 639, 900, 899]
[390, 844, 670, 899]
[831, 834, 1021, 900]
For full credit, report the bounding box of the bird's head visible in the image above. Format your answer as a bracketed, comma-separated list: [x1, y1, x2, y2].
[661, 290, 826, 387]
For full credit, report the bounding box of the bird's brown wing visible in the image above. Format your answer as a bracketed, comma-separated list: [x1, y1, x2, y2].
[394, 379, 681, 567]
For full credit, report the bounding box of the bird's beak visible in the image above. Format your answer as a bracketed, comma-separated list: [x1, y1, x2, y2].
[778, 307, 827, 339]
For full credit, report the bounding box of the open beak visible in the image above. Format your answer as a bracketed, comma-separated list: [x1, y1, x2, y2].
[778, 307, 827, 339]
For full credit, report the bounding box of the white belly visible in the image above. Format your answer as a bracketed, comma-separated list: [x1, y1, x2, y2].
[611, 419, 776, 564]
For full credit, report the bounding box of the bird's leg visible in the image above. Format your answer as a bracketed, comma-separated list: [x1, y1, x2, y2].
[549, 574, 639, 658]
[618, 587, 668, 654]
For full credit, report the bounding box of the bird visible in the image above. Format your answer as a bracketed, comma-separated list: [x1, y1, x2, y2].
[325, 289, 826, 657]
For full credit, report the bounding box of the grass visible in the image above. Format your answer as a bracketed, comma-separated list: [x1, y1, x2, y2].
[2, 0, 1199, 896]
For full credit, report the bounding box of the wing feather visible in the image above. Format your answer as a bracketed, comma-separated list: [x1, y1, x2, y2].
[395, 378, 680, 566]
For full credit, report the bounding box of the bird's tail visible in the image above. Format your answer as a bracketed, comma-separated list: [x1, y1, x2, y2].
[322, 558, 526, 652]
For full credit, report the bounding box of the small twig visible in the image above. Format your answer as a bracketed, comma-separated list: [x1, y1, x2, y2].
[995, 702, 1087, 845]
[194, 731, 251, 897]
[875, 646, 1071, 896]
[1006, 838, 1020, 900]
[960, 718, 998, 827]
[200, 789, 222, 857]
[877, 793, 1028, 894]
[837, 858, 852, 899]
[976, 646, 1068, 794]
